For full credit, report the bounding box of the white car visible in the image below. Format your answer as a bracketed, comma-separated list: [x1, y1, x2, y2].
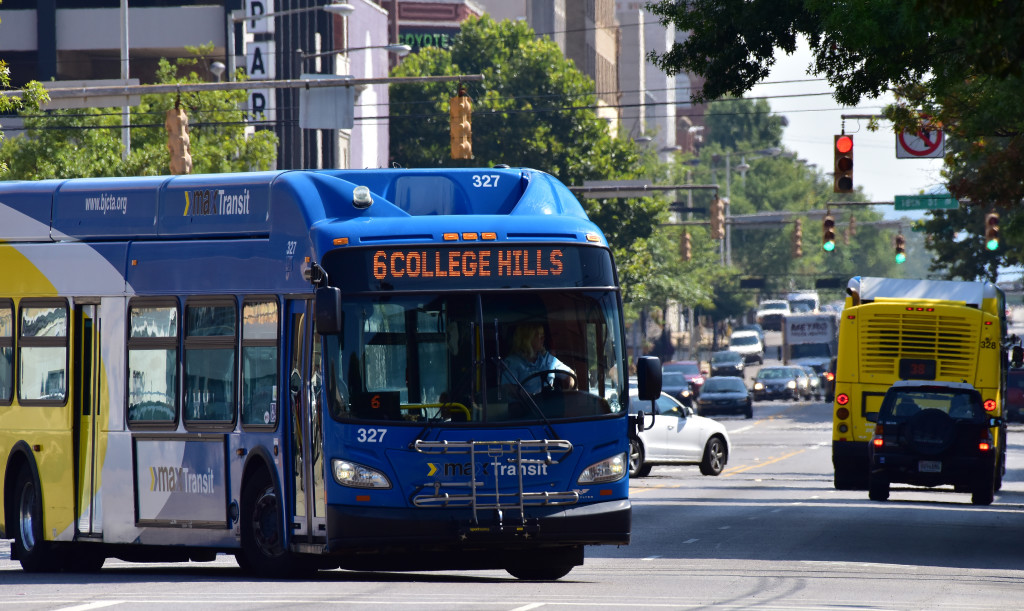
[755, 299, 791, 331]
[628, 391, 731, 478]
[728, 329, 764, 364]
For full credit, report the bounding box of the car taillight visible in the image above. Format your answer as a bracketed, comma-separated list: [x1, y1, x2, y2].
[979, 429, 993, 452]
[824, 372, 835, 382]
[871, 425, 884, 447]
[836, 393, 849, 406]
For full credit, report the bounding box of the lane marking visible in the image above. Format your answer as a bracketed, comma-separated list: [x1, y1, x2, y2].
[55, 603, 123, 611]
[723, 449, 807, 477]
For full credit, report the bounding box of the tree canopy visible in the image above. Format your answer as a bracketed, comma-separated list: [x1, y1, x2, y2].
[647, 0, 1024, 280]
[0, 44, 277, 180]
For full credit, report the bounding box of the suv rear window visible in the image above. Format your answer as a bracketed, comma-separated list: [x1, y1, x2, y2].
[879, 389, 984, 423]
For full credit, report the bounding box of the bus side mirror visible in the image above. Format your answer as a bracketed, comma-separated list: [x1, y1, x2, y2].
[1013, 345, 1023, 368]
[315, 287, 342, 334]
[636, 356, 662, 401]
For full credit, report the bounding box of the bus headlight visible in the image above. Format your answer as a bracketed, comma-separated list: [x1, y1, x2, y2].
[578, 452, 626, 484]
[332, 459, 392, 489]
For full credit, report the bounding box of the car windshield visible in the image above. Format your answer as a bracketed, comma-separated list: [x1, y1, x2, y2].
[757, 368, 792, 380]
[665, 363, 700, 376]
[761, 302, 788, 312]
[730, 335, 759, 347]
[702, 377, 746, 393]
[663, 371, 690, 386]
[712, 352, 740, 364]
[879, 389, 985, 423]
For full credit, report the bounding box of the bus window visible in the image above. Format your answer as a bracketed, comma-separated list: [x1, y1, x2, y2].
[127, 302, 178, 423]
[184, 301, 236, 424]
[19, 301, 68, 404]
[0, 300, 11, 404]
[241, 299, 279, 427]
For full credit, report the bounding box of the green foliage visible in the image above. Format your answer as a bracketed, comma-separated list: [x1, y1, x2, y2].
[0, 44, 277, 180]
[389, 15, 680, 310]
[647, 0, 1024, 281]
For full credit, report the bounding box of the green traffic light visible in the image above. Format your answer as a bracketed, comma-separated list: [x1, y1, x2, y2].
[823, 241, 835, 252]
[895, 252, 906, 264]
[986, 239, 999, 251]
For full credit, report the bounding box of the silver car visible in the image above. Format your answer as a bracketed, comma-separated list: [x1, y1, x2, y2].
[628, 391, 731, 478]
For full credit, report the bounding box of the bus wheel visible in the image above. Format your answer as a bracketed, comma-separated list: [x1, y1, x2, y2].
[240, 473, 291, 577]
[13, 470, 62, 572]
[506, 564, 574, 581]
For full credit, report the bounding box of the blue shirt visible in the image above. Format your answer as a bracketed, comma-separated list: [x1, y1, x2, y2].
[502, 350, 573, 393]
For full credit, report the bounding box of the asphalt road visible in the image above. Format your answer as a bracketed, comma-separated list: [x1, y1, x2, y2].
[3, 398, 1024, 610]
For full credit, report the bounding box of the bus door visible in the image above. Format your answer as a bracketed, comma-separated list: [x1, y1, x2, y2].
[285, 298, 326, 545]
[74, 302, 102, 537]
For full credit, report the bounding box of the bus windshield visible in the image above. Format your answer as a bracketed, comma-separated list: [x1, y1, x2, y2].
[322, 290, 625, 424]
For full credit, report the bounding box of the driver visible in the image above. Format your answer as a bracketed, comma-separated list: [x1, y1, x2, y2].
[502, 323, 575, 393]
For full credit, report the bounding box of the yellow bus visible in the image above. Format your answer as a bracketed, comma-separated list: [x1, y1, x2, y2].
[832, 277, 1007, 490]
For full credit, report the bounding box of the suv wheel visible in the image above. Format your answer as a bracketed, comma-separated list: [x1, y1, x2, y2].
[868, 475, 890, 501]
[971, 474, 995, 506]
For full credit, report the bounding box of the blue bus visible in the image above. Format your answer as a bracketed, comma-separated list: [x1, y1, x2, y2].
[0, 167, 659, 580]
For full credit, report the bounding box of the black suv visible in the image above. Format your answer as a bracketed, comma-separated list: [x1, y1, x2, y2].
[868, 381, 998, 505]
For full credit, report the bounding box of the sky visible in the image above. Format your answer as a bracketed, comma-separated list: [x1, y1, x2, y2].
[747, 37, 946, 221]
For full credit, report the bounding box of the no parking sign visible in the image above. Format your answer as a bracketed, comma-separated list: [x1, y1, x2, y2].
[896, 129, 944, 158]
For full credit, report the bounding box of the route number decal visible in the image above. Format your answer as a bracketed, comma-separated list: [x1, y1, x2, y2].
[356, 428, 387, 443]
[472, 174, 500, 188]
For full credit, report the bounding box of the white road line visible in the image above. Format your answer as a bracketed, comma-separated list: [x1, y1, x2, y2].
[55, 603, 123, 611]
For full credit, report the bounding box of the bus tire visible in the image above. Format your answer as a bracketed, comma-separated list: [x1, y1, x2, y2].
[506, 563, 574, 581]
[12, 469, 62, 573]
[239, 471, 314, 578]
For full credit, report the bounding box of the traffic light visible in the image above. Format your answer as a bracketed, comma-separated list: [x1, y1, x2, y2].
[680, 231, 692, 261]
[165, 106, 192, 175]
[449, 88, 473, 160]
[792, 218, 803, 258]
[894, 233, 907, 264]
[985, 212, 1000, 250]
[833, 134, 853, 193]
[710, 198, 725, 240]
[822, 214, 836, 251]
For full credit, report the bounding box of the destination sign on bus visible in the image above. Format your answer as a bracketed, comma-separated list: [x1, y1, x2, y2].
[325, 245, 616, 291]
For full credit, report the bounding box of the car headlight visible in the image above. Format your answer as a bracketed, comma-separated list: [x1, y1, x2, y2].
[787, 380, 797, 389]
[579, 452, 626, 484]
[332, 459, 392, 488]
[754, 382, 764, 390]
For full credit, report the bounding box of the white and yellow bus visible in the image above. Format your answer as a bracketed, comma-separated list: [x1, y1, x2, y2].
[832, 277, 1007, 490]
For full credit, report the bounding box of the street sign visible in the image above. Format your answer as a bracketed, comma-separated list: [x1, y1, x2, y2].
[896, 129, 944, 158]
[893, 194, 959, 211]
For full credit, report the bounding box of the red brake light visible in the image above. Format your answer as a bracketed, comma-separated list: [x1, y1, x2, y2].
[836, 393, 850, 406]
[872, 437, 884, 447]
[979, 441, 992, 452]
[983, 399, 997, 411]
[824, 372, 835, 382]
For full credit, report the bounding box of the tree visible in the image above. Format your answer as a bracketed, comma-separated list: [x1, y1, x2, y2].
[0, 44, 277, 180]
[646, 0, 1024, 279]
[389, 15, 682, 308]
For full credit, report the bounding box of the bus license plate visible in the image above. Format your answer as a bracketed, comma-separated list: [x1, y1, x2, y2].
[918, 460, 942, 473]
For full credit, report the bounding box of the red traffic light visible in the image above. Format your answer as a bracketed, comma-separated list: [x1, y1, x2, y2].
[833, 135, 854, 193]
[835, 135, 853, 154]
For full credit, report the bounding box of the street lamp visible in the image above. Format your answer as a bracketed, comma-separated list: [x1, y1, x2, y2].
[301, 43, 412, 66]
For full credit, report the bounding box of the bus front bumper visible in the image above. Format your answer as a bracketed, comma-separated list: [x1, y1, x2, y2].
[324, 498, 631, 555]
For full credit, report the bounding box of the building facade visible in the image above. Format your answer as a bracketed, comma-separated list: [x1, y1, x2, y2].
[0, 0, 395, 170]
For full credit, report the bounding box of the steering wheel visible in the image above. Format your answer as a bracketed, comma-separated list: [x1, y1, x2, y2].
[519, 369, 578, 392]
